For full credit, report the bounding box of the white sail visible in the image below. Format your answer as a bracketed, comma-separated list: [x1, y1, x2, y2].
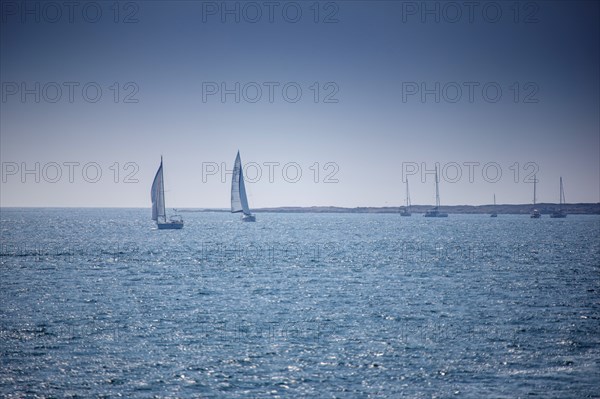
[151, 157, 166, 221]
[231, 151, 251, 215]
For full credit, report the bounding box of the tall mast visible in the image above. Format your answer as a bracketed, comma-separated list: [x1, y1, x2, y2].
[533, 175, 537, 205]
[435, 166, 440, 208]
[161, 156, 166, 222]
[406, 180, 410, 209]
[559, 177, 564, 207]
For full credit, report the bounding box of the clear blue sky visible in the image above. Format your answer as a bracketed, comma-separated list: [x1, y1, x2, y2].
[1, 1, 598, 207]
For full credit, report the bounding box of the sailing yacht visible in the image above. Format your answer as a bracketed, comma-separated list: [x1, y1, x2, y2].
[400, 180, 411, 216]
[424, 166, 448, 217]
[550, 177, 567, 218]
[490, 194, 498, 217]
[151, 157, 184, 229]
[530, 175, 541, 218]
[231, 151, 256, 222]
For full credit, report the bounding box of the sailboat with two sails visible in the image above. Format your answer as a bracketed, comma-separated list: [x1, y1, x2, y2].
[231, 151, 256, 222]
[151, 157, 184, 229]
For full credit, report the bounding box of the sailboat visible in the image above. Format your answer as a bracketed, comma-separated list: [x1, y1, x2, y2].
[490, 194, 498, 217]
[550, 177, 567, 218]
[530, 175, 541, 218]
[424, 166, 448, 217]
[231, 151, 256, 222]
[151, 157, 184, 229]
[400, 179, 411, 216]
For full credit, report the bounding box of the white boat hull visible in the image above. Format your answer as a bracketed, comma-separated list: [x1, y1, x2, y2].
[242, 214, 256, 222]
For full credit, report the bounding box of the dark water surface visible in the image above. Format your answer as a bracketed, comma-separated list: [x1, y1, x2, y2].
[1, 209, 599, 397]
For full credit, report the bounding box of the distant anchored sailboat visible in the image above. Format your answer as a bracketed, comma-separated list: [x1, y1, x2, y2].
[490, 194, 498, 217]
[424, 166, 448, 217]
[151, 157, 184, 229]
[530, 175, 541, 218]
[231, 151, 256, 222]
[400, 179, 411, 216]
[550, 177, 567, 218]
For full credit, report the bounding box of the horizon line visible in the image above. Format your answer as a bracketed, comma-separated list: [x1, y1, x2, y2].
[1, 202, 599, 210]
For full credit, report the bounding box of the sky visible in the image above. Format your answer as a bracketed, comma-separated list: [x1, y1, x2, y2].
[1, 0, 599, 208]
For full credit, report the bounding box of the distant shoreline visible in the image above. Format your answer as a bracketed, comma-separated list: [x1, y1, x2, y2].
[175, 203, 600, 215]
[2, 204, 599, 214]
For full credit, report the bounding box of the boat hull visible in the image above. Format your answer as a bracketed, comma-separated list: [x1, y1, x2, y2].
[424, 213, 448, 217]
[550, 213, 566, 218]
[242, 214, 256, 222]
[157, 221, 184, 229]
[424, 209, 448, 217]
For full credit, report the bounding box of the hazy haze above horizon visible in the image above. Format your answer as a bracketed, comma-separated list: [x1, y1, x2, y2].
[1, 1, 599, 208]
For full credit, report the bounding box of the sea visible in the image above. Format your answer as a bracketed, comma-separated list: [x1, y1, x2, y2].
[1, 208, 599, 398]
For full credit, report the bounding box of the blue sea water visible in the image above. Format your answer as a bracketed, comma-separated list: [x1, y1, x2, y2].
[1, 208, 599, 398]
